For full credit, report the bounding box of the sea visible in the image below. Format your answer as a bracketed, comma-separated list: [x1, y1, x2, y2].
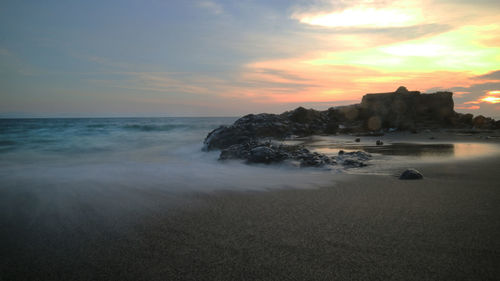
[0, 117, 338, 196]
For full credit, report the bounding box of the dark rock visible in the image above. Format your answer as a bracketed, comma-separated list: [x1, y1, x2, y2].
[395, 86, 409, 93]
[355, 138, 361, 142]
[283, 106, 322, 124]
[399, 169, 423, 180]
[457, 113, 473, 125]
[341, 151, 372, 161]
[203, 114, 290, 151]
[248, 146, 282, 164]
[299, 153, 334, 167]
[217, 141, 370, 168]
[495, 120, 500, 129]
[337, 151, 371, 167]
[219, 141, 258, 160]
[376, 140, 383, 146]
[472, 115, 496, 129]
[341, 159, 367, 167]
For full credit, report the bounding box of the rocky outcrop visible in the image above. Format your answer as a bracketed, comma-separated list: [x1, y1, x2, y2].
[203, 87, 498, 152]
[218, 140, 371, 168]
[360, 87, 455, 130]
[203, 114, 291, 151]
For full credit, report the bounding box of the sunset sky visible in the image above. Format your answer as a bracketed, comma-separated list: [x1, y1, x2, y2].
[1, 0, 500, 117]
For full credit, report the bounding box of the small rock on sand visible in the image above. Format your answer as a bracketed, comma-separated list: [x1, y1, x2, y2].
[399, 169, 423, 180]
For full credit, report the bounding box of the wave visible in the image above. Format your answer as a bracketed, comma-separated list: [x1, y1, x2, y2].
[86, 124, 110, 128]
[122, 124, 193, 132]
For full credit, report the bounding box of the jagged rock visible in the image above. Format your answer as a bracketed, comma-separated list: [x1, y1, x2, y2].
[341, 159, 367, 167]
[341, 151, 372, 161]
[219, 141, 259, 160]
[376, 140, 384, 146]
[203, 113, 290, 151]
[399, 169, 423, 180]
[337, 151, 371, 167]
[217, 141, 368, 168]
[248, 146, 283, 164]
[298, 153, 334, 167]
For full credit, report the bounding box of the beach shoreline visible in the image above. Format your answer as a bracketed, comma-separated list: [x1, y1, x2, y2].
[1, 132, 500, 280]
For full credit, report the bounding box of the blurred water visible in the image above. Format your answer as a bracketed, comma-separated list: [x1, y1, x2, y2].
[0, 118, 338, 194]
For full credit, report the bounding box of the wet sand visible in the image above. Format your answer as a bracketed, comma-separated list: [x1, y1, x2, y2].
[1, 135, 500, 280]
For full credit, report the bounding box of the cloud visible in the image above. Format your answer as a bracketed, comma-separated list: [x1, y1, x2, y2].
[294, 2, 423, 28]
[473, 70, 500, 81]
[197, 0, 224, 15]
[425, 70, 500, 118]
[291, 0, 432, 28]
[304, 25, 500, 75]
[89, 71, 222, 96]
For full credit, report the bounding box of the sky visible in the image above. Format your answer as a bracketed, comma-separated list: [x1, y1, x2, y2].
[1, 0, 500, 118]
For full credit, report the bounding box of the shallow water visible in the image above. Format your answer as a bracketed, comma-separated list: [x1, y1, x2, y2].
[312, 142, 500, 159]
[304, 135, 500, 175]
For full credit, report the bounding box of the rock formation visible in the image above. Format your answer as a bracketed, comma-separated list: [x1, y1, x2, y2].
[218, 140, 371, 168]
[360, 86, 455, 130]
[203, 87, 499, 165]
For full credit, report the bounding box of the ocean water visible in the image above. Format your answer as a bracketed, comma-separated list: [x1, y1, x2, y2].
[0, 117, 337, 195]
[3, 117, 499, 201]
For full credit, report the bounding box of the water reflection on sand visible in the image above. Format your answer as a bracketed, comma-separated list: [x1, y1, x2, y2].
[302, 138, 500, 160]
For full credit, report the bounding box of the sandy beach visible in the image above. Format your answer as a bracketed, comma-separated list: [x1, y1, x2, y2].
[4, 0, 500, 279]
[1, 133, 500, 281]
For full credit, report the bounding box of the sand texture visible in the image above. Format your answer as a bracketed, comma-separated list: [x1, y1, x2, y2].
[1, 138, 500, 280]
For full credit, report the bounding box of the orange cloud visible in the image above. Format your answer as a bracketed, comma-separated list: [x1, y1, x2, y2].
[222, 53, 479, 105]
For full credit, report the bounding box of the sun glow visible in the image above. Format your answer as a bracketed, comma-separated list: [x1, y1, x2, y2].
[481, 96, 500, 103]
[299, 8, 419, 28]
[480, 91, 500, 104]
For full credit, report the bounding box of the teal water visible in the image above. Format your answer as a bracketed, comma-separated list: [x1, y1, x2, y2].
[0, 117, 336, 193]
[0, 117, 234, 156]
